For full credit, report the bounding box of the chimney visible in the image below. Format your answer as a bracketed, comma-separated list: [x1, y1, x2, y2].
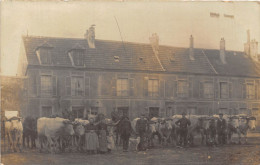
[250, 39, 258, 61]
[85, 24, 96, 48]
[247, 29, 250, 43]
[220, 38, 226, 64]
[244, 30, 250, 56]
[189, 35, 195, 60]
[149, 33, 159, 54]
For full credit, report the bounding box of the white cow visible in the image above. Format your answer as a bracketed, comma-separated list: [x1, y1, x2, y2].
[4, 117, 23, 152]
[37, 117, 75, 153]
[227, 115, 256, 144]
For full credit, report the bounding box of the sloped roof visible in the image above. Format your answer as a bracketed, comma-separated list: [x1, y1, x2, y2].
[22, 36, 260, 77]
[203, 49, 260, 77]
[23, 36, 164, 71]
[156, 46, 216, 74]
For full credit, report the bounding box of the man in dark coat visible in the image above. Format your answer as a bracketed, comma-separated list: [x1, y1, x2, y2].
[136, 114, 148, 151]
[118, 116, 132, 152]
[175, 112, 191, 146]
[111, 108, 119, 123]
[217, 113, 226, 145]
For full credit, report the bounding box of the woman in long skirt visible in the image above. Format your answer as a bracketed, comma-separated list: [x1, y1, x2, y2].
[97, 116, 108, 154]
[85, 118, 99, 154]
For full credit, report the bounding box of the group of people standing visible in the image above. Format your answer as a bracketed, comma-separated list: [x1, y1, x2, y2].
[77, 108, 228, 154]
[83, 114, 114, 154]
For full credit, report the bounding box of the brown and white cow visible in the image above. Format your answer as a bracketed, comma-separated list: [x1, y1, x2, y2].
[72, 119, 88, 152]
[186, 115, 216, 146]
[4, 117, 23, 152]
[37, 117, 75, 153]
[227, 115, 256, 144]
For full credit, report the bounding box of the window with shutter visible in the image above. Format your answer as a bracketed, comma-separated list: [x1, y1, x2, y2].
[159, 80, 165, 98]
[220, 82, 228, 99]
[148, 79, 159, 97]
[52, 76, 57, 96]
[177, 80, 188, 98]
[229, 82, 232, 98]
[203, 82, 214, 99]
[117, 78, 129, 96]
[111, 78, 116, 96]
[29, 75, 37, 96]
[71, 76, 84, 96]
[85, 77, 90, 97]
[246, 83, 255, 99]
[143, 77, 148, 97]
[40, 75, 52, 96]
[66, 77, 71, 96]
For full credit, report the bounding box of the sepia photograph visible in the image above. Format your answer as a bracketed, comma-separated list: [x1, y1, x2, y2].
[0, 1, 260, 165]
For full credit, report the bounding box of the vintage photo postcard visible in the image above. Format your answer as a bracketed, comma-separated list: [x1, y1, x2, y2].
[1, 1, 260, 165]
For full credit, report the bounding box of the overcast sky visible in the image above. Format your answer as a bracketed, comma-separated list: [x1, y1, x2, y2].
[1, 1, 260, 76]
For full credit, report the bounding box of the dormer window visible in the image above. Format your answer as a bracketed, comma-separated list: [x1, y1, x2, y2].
[139, 57, 145, 63]
[114, 56, 119, 62]
[68, 49, 85, 67]
[36, 43, 53, 65]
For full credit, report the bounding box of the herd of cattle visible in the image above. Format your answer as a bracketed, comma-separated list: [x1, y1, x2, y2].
[2, 114, 257, 153]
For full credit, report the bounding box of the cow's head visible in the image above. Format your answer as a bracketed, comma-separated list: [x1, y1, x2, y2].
[228, 116, 240, 128]
[74, 124, 85, 136]
[247, 117, 256, 130]
[148, 122, 157, 133]
[165, 119, 173, 130]
[63, 120, 75, 136]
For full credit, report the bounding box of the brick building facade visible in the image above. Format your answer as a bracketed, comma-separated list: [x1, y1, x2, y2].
[17, 26, 260, 128]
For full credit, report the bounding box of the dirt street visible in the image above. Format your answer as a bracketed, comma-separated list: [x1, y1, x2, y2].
[1, 136, 260, 165]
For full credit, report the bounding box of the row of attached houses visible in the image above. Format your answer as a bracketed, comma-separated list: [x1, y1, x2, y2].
[17, 26, 260, 128]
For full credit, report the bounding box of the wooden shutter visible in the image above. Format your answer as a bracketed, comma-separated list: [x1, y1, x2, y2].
[85, 77, 90, 97]
[255, 83, 258, 100]
[258, 81, 260, 100]
[229, 82, 232, 99]
[32, 75, 37, 96]
[241, 80, 246, 99]
[199, 81, 204, 98]
[129, 78, 135, 97]
[111, 77, 116, 96]
[188, 78, 193, 98]
[173, 80, 177, 98]
[242, 82, 246, 99]
[66, 77, 71, 96]
[143, 77, 148, 97]
[37, 75, 41, 96]
[159, 80, 165, 98]
[52, 76, 57, 96]
[214, 79, 219, 99]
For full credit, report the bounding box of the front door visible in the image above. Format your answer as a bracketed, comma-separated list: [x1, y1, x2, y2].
[117, 107, 129, 118]
[72, 106, 84, 119]
[149, 107, 159, 118]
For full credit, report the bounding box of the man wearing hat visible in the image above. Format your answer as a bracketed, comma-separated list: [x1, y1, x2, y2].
[136, 113, 148, 151]
[217, 113, 226, 145]
[175, 112, 191, 146]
